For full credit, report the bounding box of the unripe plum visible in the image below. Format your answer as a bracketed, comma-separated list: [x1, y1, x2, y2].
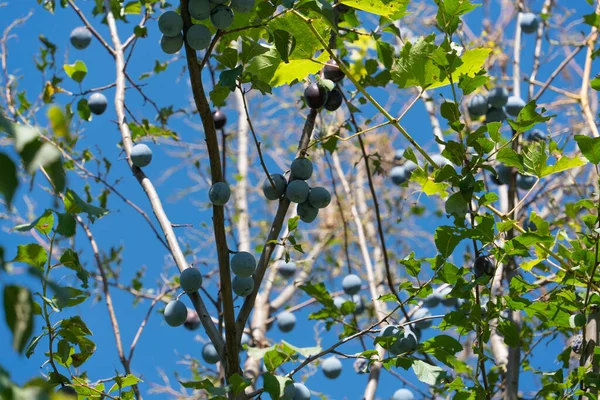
[210, 5, 234, 30]
[390, 327, 418, 355]
[493, 165, 512, 185]
[298, 200, 318, 223]
[88, 93, 108, 115]
[158, 11, 184, 37]
[333, 296, 347, 309]
[262, 173, 287, 200]
[467, 94, 488, 118]
[202, 343, 221, 364]
[282, 382, 296, 399]
[164, 300, 187, 327]
[277, 311, 296, 332]
[231, 0, 255, 13]
[323, 59, 345, 82]
[487, 87, 509, 108]
[392, 388, 415, 400]
[213, 110, 227, 129]
[209, 182, 231, 205]
[520, 12, 539, 34]
[505, 96, 526, 117]
[291, 158, 313, 180]
[304, 83, 328, 109]
[393, 148, 404, 161]
[411, 307, 432, 329]
[70, 27, 92, 50]
[324, 88, 343, 111]
[308, 186, 331, 209]
[342, 273, 362, 295]
[184, 308, 201, 330]
[525, 129, 545, 142]
[286, 180, 310, 203]
[321, 356, 342, 379]
[231, 251, 256, 277]
[186, 24, 211, 50]
[232, 276, 254, 296]
[161, 33, 184, 54]
[486, 107, 506, 123]
[130, 144, 153, 167]
[180, 267, 203, 293]
[390, 166, 408, 185]
[516, 174, 536, 190]
[352, 294, 365, 315]
[422, 292, 440, 308]
[292, 382, 310, 400]
[189, 0, 211, 20]
[277, 260, 297, 278]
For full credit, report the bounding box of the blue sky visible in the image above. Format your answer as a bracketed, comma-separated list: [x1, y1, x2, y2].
[0, 0, 597, 399]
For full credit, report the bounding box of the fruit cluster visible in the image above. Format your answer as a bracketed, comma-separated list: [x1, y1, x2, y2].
[390, 150, 451, 186]
[163, 267, 203, 327]
[262, 157, 332, 223]
[467, 87, 525, 123]
[304, 60, 345, 111]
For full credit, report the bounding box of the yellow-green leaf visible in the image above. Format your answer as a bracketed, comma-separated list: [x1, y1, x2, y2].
[271, 52, 329, 87]
[63, 60, 87, 83]
[339, 0, 409, 19]
[429, 48, 491, 89]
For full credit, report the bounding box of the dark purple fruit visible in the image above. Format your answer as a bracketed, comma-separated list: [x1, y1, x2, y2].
[323, 60, 345, 82]
[324, 88, 343, 111]
[304, 83, 328, 109]
[213, 110, 227, 129]
[474, 255, 494, 278]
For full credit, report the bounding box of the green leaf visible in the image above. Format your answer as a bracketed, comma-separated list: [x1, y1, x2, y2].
[281, 340, 320, 358]
[299, 281, 335, 307]
[496, 148, 523, 169]
[540, 155, 587, 178]
[25, 333, 45, 358]
[0, 153, 18, 207]
[434, 226, 463, 258]
[108, 374, 143, 393]
[227, 373, 251, 396]
[12, 244, 48, 271]
[56, 212, 76, 237]
[338, 0, 409, 19]
[263, 373, 294, 400]
[12, 209, 54, 235]
[48, 106, 70, 139]
[63, 189, 108, 221]
[574, 135, 600, 164]
[267, 12, 330, 60]
[436, 0, 479, 35]
[273, 29, 296, 63]
[77, 99, 91, 121]
[219, 65, 243, 91]
[497, 317, 519, 347]
[3, 285, 34, 354]
[63, 60, 88, 83]
[591, 75, 600, 91]
[411, 359, 446, 385]
[60, 249, 90, 289]
[506, 101, 553, 132]
[123, 1, 141, 14]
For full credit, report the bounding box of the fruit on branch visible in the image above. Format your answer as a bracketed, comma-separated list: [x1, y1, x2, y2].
[304, 83, 328, 109]
[390, 166, 408, 185]
[493, 165, 512, 185]
[569, 313, 586, 328]
[232, 276, 254, 296]
[516, 173, 536, 190]
[333, 296, 347, 309]
[467, 94, 488, 118]
[184, 308, 201, 330]
[158, 11, 184, 37]
[160, 33, 184, 54]
[410, 307, 432, 330]
[231, 251, 257, 277]
[352, 294, 365, 315]
[323, 60, 345, 82]
[485, 107, 506, 123]
[286, 180, 310, 203]
[202, 343, 221, 364]
[291, 382, 310, 400]
[280, 382, 296, 399]
[262, 173, 287, 200]
[298, 200, 318, 223]
[474, 255, 494, 279]
[291, 157, 313, 180]
[394, 148, 405, 161]
[505, 95, 526, 117]
[324, 88, 343, 111]
[525, 128, 546, 142]
[422, 292, 440, 308]
[186, 24, 211, 50]
[212, 109, 227, 129]
[70, 27, 92, 50]
[519, 12, 539, 34]
[130, 144, 153, 167]
[231, 0, 255, 13]
[276, 260, 296, 278]
[572, 334, 584, 354]
[487, 87, 509, 108]
[189, 0, 211, 20]
[210, 5, 234, 30]
[209, 182, 231, 205]
[164, 300, 188, 327]
[180, 267, 203, 293]
[342, 274, 362, 295]
[308, 186, 331, 209]
[277, 311, 296, 332]
[389, 327, 418, 355]
[57, 386, 78, 399]
[392, 388, 415, 400]
[321, 356, 342, 379]
[88, 93, 108, 115]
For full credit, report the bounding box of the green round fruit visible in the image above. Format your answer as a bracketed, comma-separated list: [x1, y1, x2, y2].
[160, 33, 184, 54]
[342, 274, 362, 295]
[186, 24, 211, 50]
[231, 251, 257, 277]
[158, 11, 183, 37]
[232, 276, 254, 297]
[164, 300, 187, 327]
[290, 157, 313, 180]
[210, 5, 234, 30]
[231, 0, 255, 13]
[180, 268, 202, 293]
[308, 186, 331, 209]
[88, 93, 108, 115]
[202, 343, 221, 364]
[298, 200, 318, 223]
[130, 144, 153, 167]
[262, 173, 287, 200]
[209, 182, 231, 205]
[189, 0, 211, 20]
[286, 180, 310, 203]
[70, 27, 92, 50]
